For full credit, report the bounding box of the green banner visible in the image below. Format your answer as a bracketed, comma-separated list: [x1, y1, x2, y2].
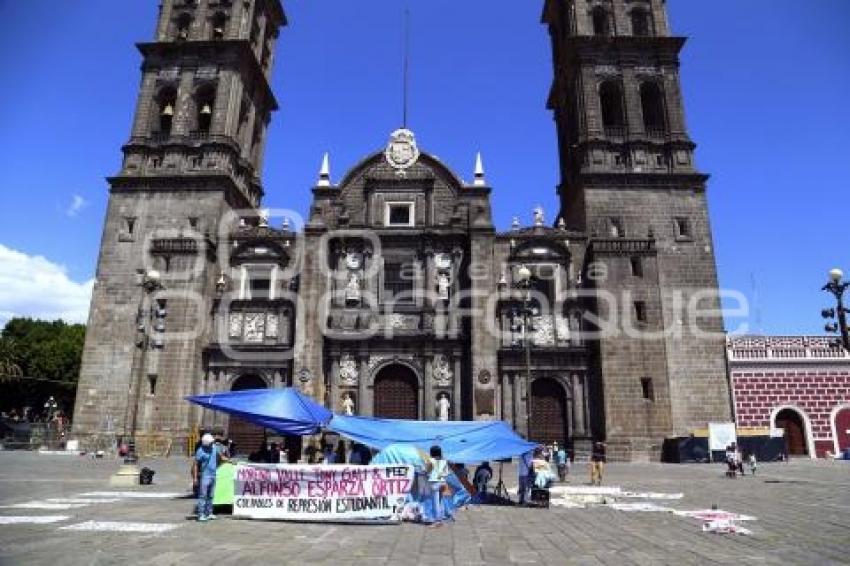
[213, 462, 237, 506]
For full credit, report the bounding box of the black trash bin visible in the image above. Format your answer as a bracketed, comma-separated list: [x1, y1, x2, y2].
[139, 467, 156, 485]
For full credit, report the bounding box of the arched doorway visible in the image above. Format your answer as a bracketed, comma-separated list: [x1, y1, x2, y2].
[228, 374, 267, 457]
[775, 408, 808, 456]
[530, 378, 568, 446]
[373, 364, 419, 419]
[833, 405, 850, 455]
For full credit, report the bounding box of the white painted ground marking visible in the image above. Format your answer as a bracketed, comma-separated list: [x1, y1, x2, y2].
[78, 491, 182, 499]
[620, 491, 683, 500]
[702, 519, 753, 535]
[0, 515, 70, 525]
[549, 499, 586, 509]
[609, 502, 674, 512]
[675, 510, 757, 522]
[60, 521, 180, 533]
[46, 498, 122, 504]
[3, 502, 88, 510]
[549, 485, 623, 496]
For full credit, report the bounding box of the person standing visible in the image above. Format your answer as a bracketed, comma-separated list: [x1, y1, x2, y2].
[427, 445, 449, 525]
[747, 453, 757, 475]
[555, 445, 568, 482]
[589, 441, 606, 486]
[350, 443, 363, 465]
[193, 433, 229, 522]
[269, 442, 281, 464]
[518, 449, 533, 504]
[323, 443, 336, 464]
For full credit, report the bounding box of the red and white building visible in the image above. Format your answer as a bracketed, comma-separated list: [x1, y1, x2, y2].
[727, 336, 850, 458]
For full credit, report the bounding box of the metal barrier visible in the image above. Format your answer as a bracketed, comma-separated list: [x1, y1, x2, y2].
[0, 421, 70, 451]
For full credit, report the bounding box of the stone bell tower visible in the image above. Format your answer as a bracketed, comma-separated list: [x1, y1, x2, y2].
[542, 0, 731, 459]
[72, 0, 286, 451]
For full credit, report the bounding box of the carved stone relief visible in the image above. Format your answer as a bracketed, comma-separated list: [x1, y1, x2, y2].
[432, 354, 453, 386]
[338, 354, 359, 386]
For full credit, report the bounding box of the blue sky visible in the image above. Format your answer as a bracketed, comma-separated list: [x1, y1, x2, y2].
[0, 1, 848, 333]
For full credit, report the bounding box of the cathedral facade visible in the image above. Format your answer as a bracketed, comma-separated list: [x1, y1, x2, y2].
[72, 0, 731, 461]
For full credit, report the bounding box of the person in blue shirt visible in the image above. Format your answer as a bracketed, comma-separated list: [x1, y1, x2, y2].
[193, 433, 229, 522]
[554, 444, 569, 482]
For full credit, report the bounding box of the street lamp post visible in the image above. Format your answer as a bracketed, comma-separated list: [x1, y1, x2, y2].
[44, 396, 58, 448]
[125, 270, 164, 465]
[822, 268, 850, 352]
[43, 396, 58, 420]
[513, 265, 535, 440]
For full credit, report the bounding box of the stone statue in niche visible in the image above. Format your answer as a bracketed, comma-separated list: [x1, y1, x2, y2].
[437, 272, 450, 301]
[341, 393, 355, 416]
[436, 393, 451, 421]
[345, 272, 361, 305]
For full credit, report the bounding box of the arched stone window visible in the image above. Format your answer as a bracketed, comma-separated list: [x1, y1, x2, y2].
[591, 6, 610, 36]
[599, 81, 625, 134]
[155, 86, 177, 137]
[175, 12, 192, 41]
[194, 84, 216, 134]
[631, 8, 653, 37]
[211, 12, 228, 40]
[640, 82, 666, 136]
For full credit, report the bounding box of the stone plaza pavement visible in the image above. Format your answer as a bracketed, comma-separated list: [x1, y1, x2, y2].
[0, 452, 847, 565]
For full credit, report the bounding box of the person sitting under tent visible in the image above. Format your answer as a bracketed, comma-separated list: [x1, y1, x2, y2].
[473, 461, 493, 498]
[448, 463, 474, 511]
[531, 448, 556, 489]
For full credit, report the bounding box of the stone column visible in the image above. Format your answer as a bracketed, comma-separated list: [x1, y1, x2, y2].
[130, 73, 158, 139]
[155, 2, 174, 41]
[424, 356, 434, 419]
[425, 252, 436, 311]
[572, 373, 588, 436]
[513, 372, 525, 437]
[452, 356, 462, 420]
[564, 378, 574, 440]
[494, 376, 502, 421]
[211, 72, 230, 136]
[417, 363, 425, 421]
[329, 357, 339, 412]
[173, 71, 196, 136]
[501, 373, 511, 424]
[357, 356, 368, 417]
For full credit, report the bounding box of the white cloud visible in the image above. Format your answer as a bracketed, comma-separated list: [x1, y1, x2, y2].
[65, 194, 88, 218]
[0, 244, 94, 327]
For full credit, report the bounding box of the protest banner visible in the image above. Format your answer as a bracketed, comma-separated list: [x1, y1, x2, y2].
[233, 463, 414, 523]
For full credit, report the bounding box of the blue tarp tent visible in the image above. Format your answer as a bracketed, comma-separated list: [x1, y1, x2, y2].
[328, 414, 536, 462]
[185, 388, 332, 435]
[185, 388, 535, 462]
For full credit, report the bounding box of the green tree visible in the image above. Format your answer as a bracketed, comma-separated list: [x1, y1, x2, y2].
[0, 318, 86, 418]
